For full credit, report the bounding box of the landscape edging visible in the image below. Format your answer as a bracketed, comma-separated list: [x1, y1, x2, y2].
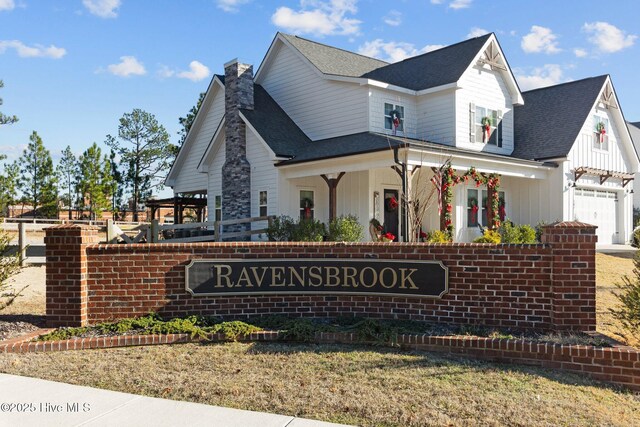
[0, 330, 638, 391]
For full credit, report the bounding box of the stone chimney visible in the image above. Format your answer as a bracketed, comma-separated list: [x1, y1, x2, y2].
[222, 59, 253, 236]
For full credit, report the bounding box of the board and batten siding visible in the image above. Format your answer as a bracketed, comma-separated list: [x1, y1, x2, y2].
[368, 88, 418, 139]
[417, 90, 456, 146]
[259, 43, 368, 141]
[455, 64, 514, 155]
[246, 130, 278, 239]
[567, 105, 633, 178]
[206, 139, 225, 222]
[174, 89, 225, 194]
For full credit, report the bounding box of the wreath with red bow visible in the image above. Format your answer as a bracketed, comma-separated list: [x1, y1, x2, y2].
[385, 196, 399, 212]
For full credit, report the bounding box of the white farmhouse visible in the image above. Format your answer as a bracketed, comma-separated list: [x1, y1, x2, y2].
[166, 32, 639, 244]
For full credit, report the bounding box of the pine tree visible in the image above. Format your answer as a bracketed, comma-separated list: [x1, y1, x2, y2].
[77, 143, 113, 220]
[105, 109, 173, 221]
[0, 158, 18, 217]
[56, 146, 77, 220]
[0, 80, 18, 126]
[109, 149, 124, 219]
[17, 131, 58, 218]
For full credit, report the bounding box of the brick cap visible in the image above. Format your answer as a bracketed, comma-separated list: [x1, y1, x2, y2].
[45, 224, 100, 230]
[542, 221, 597, 229]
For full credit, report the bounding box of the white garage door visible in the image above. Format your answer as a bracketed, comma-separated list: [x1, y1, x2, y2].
[574, 188, 618, 244]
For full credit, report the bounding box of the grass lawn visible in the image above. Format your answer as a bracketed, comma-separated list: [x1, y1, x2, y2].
[1, 342, 639, 426]
[595, 252, 639, 347]
[0, 251, 639, 425]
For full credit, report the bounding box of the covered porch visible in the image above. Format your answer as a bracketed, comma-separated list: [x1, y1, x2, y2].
[277, 138, 556, 242]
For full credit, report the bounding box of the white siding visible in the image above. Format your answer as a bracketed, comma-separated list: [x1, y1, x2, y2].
[567, 105, 635, 243]
[174, 89, 225, 194]
[568, 105, 632, 175]
[417, 90, 456, 145]
[369, 88, 418, 139]
[456, 64, 514, 155]
[246, 130, 278, 239]
[206, 139, 225, 221]
[259, 44, 368, 141]
[281, 176, 329, 223]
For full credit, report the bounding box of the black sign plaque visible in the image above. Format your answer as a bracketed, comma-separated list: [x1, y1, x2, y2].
[185, 259, 448, 298]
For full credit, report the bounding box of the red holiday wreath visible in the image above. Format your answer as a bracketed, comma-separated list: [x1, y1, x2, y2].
[596, 122, 606, 143]
[385, 196, 398, 212]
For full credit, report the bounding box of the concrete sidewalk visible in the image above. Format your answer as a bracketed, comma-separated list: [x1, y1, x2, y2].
[0, 374, 351, 427]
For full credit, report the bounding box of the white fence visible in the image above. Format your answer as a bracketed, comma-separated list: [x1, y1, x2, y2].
[106, 216, 275, 244]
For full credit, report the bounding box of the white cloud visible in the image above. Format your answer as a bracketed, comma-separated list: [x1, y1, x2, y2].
[157, 65, 175, 79]
[573, 48, 588, 58]
[514, 64, 566, 91]
[358, 39, 443, 63]
[383, 10, 401, 26]
[0, 0, 15, 11]
[271, 0, 361, 36]
[216, 0, 250, 13]
[0, 40, 66, 58]
[107, 56, 146, 77]
[157, 61, 210, 82]
[449, 0, 472, 9]
[521, 26, 561, 54]
[177, 61, 210, 82]
[583, 21, 636, 53]
[82, 0, 121, 18]
[430, 0, 443, 3]
[467, 27, 488, 38]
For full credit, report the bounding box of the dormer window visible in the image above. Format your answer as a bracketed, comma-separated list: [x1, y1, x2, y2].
[593, 115, 609, 151]
[384, 103, 404, 133]
[469, 103, 502, 147]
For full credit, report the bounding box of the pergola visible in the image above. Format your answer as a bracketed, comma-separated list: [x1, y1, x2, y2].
[146, 196, 208, 224]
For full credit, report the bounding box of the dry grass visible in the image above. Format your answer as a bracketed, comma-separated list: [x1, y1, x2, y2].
[1, 342, 639, 426]
[595, 252, 639, 347]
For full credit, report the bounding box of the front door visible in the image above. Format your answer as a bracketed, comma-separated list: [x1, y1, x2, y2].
[383, 189, 399, 242]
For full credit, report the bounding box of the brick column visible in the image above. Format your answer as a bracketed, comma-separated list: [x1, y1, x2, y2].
[541, 221, 597, 331]
[44, 225, 99, 327]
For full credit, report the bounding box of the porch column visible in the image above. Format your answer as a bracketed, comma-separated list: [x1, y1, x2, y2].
[321, 172, 345, 222]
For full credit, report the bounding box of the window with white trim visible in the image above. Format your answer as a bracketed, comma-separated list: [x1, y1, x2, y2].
[299, 190, 314, 220]
[469, 103, 502, 146]
[259, 191, 268, 217]
[384, 103, 404, 132]
[214, 195, 222, 221]
[592, 114, 609, 151]
[467, 189, 506, 227]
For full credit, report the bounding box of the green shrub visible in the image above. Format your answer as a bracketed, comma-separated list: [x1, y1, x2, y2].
[0, 229, 20, 302]
[292, 219, 326, 242]
[425, 230, 451, 243]
[499, 221, 537, 244]
[610, 252, 640, 340]
[266, 215, 296, 241]
[210, 321, 262, 341]
[327, 215, 363, 242]
[631, 227, 640, 248]
[280, 318, 320, 342]
[473, 229, 501, 244]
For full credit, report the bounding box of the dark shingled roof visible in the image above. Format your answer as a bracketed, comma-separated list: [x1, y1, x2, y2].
[512, 75, 608, 160]
[361, 34, 492, 91]
[280, 33, 491, 91]
[631, 121, 640, 128]
[240, 84, 311, 158]
[280, 33, 388, 78]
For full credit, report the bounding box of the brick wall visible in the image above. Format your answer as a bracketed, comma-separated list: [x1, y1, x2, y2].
[45, 222, 597, 330]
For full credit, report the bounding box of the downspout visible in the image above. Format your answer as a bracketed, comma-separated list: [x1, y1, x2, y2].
[393, 145, 409, 242]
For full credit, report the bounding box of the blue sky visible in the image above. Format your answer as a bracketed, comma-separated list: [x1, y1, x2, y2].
[1, 0, 639, 176]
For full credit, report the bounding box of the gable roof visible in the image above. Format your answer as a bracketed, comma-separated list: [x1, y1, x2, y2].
[279, 33, 388, 78]
[512, 75, 609, 160]
[361, 34, 493, 91]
